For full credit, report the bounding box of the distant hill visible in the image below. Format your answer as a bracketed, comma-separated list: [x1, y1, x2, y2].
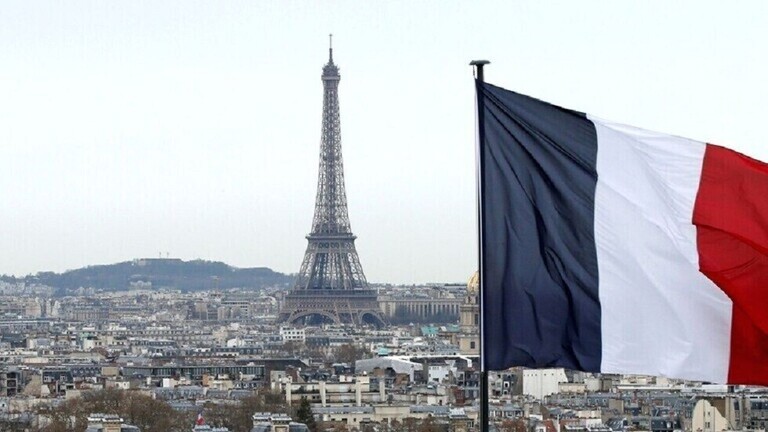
[1, 258, 293, 293]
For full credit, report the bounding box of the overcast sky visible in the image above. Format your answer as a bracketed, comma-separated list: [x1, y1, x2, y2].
[1, 1, 766, 283]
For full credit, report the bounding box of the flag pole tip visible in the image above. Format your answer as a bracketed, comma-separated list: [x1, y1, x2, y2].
[469, 60, 491, 82]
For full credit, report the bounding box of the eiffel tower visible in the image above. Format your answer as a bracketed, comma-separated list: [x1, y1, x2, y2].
[279, 37, 386, 327]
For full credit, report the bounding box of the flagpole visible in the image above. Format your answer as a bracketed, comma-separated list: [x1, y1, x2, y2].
[470, 59, 490, 432]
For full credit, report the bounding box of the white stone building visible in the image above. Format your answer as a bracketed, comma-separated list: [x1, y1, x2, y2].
[522, 368, 568, 400]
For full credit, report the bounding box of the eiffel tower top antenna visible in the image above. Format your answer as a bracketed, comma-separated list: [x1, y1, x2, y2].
[329, 33, 333, 62]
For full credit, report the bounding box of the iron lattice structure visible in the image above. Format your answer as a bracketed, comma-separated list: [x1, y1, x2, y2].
[280, 41, 386, 327]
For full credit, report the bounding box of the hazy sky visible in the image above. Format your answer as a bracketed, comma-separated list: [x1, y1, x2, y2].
[1, 1, 766, 283]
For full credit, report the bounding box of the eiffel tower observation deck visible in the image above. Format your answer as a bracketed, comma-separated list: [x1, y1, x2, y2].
[279, 37, 386, 327]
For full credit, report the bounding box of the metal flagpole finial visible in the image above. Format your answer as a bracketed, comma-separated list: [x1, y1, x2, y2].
[470, 59, 491, 82]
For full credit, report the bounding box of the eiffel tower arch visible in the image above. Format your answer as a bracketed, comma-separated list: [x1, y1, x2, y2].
[279, 37, 386, 328]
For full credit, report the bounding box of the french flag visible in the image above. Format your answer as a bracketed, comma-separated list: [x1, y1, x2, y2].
[477, 81, 768, 384]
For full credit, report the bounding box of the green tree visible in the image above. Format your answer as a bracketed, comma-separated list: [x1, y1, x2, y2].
[294, 397, 318, 432]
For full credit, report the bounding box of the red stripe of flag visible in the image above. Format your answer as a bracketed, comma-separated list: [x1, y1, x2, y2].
[694, 144, 768, 384]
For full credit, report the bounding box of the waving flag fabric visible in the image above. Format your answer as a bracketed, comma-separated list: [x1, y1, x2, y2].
[477, 80, 768, 384]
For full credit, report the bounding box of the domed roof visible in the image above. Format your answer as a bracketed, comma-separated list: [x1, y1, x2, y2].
[467, 271, 479, 294]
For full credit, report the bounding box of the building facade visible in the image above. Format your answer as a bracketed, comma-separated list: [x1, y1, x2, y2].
[456, 272, 479, 356]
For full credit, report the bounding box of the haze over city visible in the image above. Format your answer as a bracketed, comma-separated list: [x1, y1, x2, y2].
[1, 1, 767, 283]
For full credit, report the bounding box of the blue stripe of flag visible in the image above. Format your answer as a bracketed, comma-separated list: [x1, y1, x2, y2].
[478, 81, 602, 372]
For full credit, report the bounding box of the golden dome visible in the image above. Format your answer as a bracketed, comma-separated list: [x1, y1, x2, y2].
[467, 271, 479, 294]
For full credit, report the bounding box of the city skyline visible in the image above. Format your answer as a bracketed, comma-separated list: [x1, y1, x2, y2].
[1, 1, 767, 283]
